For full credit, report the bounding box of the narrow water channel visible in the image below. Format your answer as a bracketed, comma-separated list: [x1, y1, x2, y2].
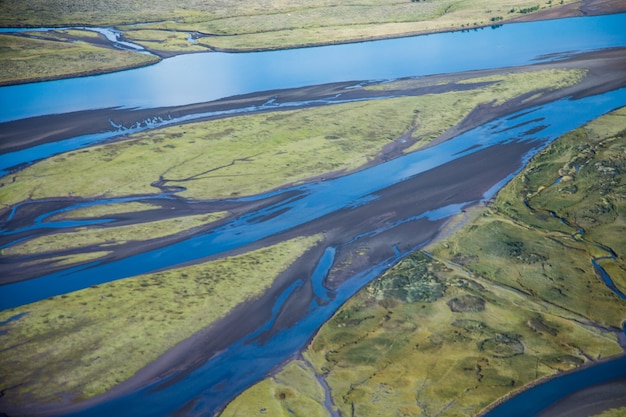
[2, 88, 625, 417]
[1, 13, 626, 123]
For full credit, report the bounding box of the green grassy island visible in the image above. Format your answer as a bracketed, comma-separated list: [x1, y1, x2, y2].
[219, 107, 626, 416]
[1, 0, 625, 416]
[0, 0, 594, 85]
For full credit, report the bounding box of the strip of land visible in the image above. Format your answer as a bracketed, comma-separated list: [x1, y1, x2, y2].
[1, 47, 625, 416]
[0, 0, 625, 85]
[219, 105, 626, 417]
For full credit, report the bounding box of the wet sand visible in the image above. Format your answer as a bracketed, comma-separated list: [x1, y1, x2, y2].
[1, 32, 626, 417]
[538, 378, 626, 417]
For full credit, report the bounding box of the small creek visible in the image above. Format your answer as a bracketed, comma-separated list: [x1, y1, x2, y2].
[0, 26, 147, 53]
[521, 196, 626, 300]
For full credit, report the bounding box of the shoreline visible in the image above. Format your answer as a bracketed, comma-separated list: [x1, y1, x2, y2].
[0, 0, 624, 87]
[2, 8, 626, 417]
[2, 45, 625, 160]
[0, 138, 536, 415]
[477, 353, 626, 417]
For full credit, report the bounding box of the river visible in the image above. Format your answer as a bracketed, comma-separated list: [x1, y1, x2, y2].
[1, 12, 626, 417]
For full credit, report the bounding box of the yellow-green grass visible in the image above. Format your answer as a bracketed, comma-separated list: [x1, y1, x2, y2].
[21, 251, 112, 268]
[60, 29, 102, 39]
[122, 29, 208, 53]
[221, 107, 626, 417]
[190, 0, 563, 52]
[1, 211, 228, 256]
[0, 234, 321, 403]
[0, 68, 585, 210]
[430, 210, 625, 327]
[593, 408, 626, 417]
[0, 0, 573, 49]
[491, 106, 626, 299]
[0, 33, 158, 85]
[224, 252, 621, 417]
[220, 360, 331, 417]
[50, 201, 162, 220]
[0, 0, 575, 83]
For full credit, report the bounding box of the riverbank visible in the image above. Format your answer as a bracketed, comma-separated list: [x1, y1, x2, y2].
[2, 50, 626, 415]
[3, 49, 624, 284]
[218, 105, 626, 417]
[1, 0, 625, 86]
[1, 14, 625, 417]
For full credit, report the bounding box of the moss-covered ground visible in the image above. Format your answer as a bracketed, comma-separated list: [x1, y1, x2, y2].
[0, 31, 158, 85]
[0, 68, 584, 209]
[220, 360, 332, 417]
[219, 108, 626, 416]
[593, 408, 626, 417]
[0, 235, 321, 403]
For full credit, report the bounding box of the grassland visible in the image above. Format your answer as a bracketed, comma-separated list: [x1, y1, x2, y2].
[0, 234, 321, 403]
[218, 108, 626, 416]
[0, 0, 578, 84]
[50, 201, 161, 219]
[0, 68, 585, 209]
[0, 0, 574, 35]
[594, 408, 626, 417]
[0, 32, 158, 85]
[1, 211, 227, 256]
[120, 29, 207, 53]
[220, 360, 331, 417]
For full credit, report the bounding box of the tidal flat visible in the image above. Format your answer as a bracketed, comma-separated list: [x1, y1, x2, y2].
[220, 107, 626, 417]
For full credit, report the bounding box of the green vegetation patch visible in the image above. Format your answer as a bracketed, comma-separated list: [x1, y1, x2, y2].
[0, 234, 321, 404]
[447, 294, 486, 312]
[431, 102, 626, 323]
[0, 0, 577, 83]
[592, 407, 626, 417]
[220, 360, 331, 417]
[2, 211, 227, 256]
[20, 251, 112, 267]
[222, 107, 626, 417]
[0, 33, 158, 85]
[0, 0, 576, 35]
[301, 253, 619, 417]
[0, 68, 586, 209]
[50, 201, 161, 220]
[122, 29, 208, 52]
[370, 252, 446, 303]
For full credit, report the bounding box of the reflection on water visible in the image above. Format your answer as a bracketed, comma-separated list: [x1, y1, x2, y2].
[0, 14, 625, 122]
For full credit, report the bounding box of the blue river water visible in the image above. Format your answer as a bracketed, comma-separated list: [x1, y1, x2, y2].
[3, 88, 626, 310]
[483, 355, 626, 417]
[1, 12, 626, 417]
[1, 13, 626, 123]
[2, 88, 626, 417]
